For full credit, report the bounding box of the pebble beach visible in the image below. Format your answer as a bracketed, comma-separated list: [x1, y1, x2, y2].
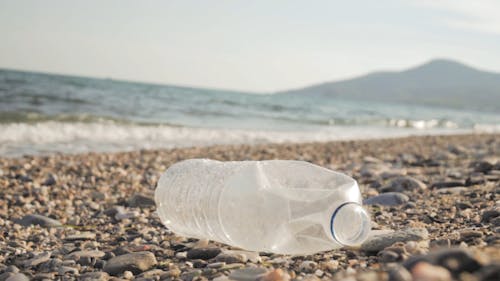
[1, 133, 499, 281]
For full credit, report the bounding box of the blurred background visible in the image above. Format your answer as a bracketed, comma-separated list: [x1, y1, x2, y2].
[1, 0, 499, 157]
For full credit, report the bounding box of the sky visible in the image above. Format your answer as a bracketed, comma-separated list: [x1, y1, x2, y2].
[1, 0, 500, 93]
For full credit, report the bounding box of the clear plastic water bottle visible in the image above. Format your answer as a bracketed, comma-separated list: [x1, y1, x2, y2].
[155, 159, 370, 255]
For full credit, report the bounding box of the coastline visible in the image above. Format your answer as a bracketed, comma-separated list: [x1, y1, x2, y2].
[1, 133, 499, 280]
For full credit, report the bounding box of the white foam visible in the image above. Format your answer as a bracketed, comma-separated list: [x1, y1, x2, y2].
[0, 121, 494, 157]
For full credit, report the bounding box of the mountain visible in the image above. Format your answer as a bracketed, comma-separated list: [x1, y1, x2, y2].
[277, 59, 500, 111]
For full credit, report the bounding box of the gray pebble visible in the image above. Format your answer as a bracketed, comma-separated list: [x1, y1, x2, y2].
[0, 273, 15, 281]
[215, 252, 247, 264]
[137, 269, 166, 278]
[459, 229, 483, 240]
[23, 251, 51, 268]
[431, 181, 465, 188]
[228, 267, 268, 281]
[378, 250, 400, 263]
[482, 209, 499, 222]
[363, 192, 409, 206]
[403, 248, 481, 276]
[64, 232, 96, 241]
[103, 251, 157, 275]
[58, 266, 79, 275]
[186, 247, 221, 260]
[42, 174, 57, 186]
[435, 187, 468, 194]
[208, 262, 226, 269]
[361, 228, 428, 253]
[179, 269, 202, 281]
[5, 273, 30, 281]
[4, 266, 19, 273]
[472, 161, 493, 173]
[128, 194, 155, 208]
[388, 266, 412, 281]
[433, 249, 481, 275]
[33, 273, 55, 280]
[382, 176, 427, 193]
[66, 250, 106, 260]
[78, 272, 110, 281]
[299, 261, 318, 273]
[15, 214, 62, 227]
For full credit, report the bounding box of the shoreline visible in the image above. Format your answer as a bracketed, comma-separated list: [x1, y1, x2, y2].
[0, 123, 493, 158]
[1, 131, 496, 159]
[0, 133, 499, 280]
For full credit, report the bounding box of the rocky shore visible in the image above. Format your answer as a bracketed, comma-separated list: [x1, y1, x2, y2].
[0, 134, 499, 281]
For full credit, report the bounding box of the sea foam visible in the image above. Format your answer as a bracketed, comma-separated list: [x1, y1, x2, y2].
[0, 121, 484, 157]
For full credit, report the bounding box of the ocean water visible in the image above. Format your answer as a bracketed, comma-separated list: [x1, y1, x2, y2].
[1, 69, 499, 157]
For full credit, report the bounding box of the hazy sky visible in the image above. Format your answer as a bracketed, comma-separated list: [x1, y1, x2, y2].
[1, 0, 500, 92]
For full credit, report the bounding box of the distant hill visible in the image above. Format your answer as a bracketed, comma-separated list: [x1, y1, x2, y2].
[277, 59, 500, 111]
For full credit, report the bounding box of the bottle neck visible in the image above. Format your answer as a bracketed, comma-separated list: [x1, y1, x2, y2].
[329, 202, 371, 246]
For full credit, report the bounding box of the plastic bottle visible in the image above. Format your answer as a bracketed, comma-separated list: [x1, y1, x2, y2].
[155, 159, 370, 255]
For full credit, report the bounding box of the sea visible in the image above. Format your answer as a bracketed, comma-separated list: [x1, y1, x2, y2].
[1, 69, 499, 157]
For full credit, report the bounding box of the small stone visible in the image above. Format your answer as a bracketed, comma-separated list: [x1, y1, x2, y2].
[491, 216, 500, 227]
[115, 210, 139, 221]
[128, 194, 155, 208]
[378, 250, 401, 263]
[435, 187, 467, 194]
[388, 266, 412, 281]
[448, 144, 468, 155]
[79, 272, 110, 281]
[215, 252, 247, 264]
[43, 174, 57, 186]
[164, 268, 181, 278]
[23, 251, 51, 268]
[298, 261, 318, 273]
[361, 228, 428, 253]
[323, 260, 339, 272]
[123, 271, 134, 279]
[431, 181, 465, 189]
[15, 214, 62, 227]
[455, 202, 473, 210]
[5, 265, 20, 273]
[482, 209, 500, 222]
[5, 273, 30, 281]
[472, 161, 493, 173]
[433, 249, 481, 275]
[176, 251, 187, 259]
[260, 269, 289, 281]
[363, 156, 383, 164]
[33, 273, 55, 280]
[360, 164, 389, 177]
[137, 269, 166, 278]
[411, 262, 451, 281]
[103, 251, 157, 275]
[64, 232, 96, 241]
[0, 273, 15, 280]
[222, 250, 261, 263]
[221, 263, 245, 270]
[476, 264, 500, 281]
[382, 176, 427, 193]
[459, 229, 483, 240]
[58, 266, 79, 275]
[192, 259, 208, 268]
[66, 250, 106, 260]
[179, 269, 202, 281]
[314, 269, 324, 277]
[103, 206, 125, 217]
[186, 247, 222, 260]
[207, 262, 226, 269]
[363, 192, 409, 206]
